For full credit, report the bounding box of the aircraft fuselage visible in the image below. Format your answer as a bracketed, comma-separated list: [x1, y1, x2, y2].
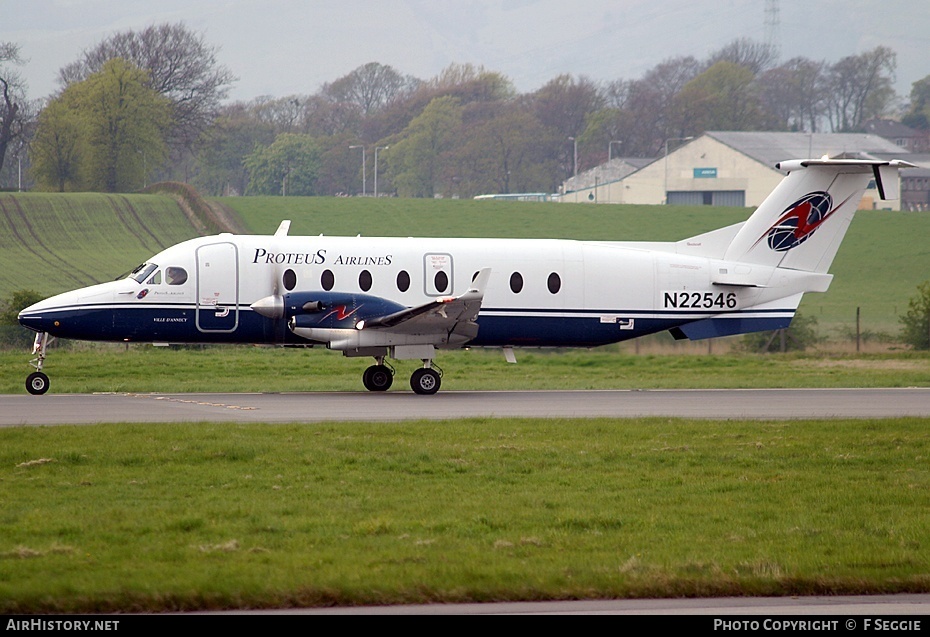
[18, 233, 795, 349]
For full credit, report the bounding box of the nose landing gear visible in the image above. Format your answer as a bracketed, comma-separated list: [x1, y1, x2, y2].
[25, 332, 50, 395]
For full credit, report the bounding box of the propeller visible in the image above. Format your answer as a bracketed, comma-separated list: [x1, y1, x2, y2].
[249, 220, 291, 320]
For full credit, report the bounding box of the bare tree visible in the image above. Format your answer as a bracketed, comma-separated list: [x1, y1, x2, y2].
[756, 57, 827, 132]
[322, 62, 418, 116]
[58, 23, 236, 152]
[0, 42, 29, 178]
[824, 46, 897, 132]
[707, 38, 778, 75]
[624, 56, 701, 154]
[247, 95, 308, 134]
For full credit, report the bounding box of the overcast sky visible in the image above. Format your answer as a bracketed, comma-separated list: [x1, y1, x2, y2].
[4, 0, 929, 104]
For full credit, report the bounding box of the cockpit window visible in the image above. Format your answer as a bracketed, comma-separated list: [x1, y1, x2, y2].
[146, 270, 162, 285]
[130, 263, 158, 283]
[166, 267, 188, 285]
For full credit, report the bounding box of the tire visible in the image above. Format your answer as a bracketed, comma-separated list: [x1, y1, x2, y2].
[26, 372, 50, 395]
[362, 364, 393, 392]
[410, 368, 441, 395]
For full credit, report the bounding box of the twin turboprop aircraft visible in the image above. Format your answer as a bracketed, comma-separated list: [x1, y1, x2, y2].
[19, 158, 912, 395]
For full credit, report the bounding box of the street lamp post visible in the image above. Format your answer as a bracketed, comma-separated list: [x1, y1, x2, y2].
[609, 140, 622, 162]
[137, 150, 147, 189]
[568, 137, 578, 178]
[374, 145, 388, 198]
[663, 136, 693, 205]
[349, 145, 366, 196]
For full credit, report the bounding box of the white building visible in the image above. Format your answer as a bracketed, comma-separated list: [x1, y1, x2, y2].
[558, 132, 911, 210]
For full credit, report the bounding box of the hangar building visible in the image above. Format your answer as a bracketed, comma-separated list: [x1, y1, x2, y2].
[558, 131, 913, 210]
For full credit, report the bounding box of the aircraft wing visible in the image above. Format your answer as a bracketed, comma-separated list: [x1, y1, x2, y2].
[358, 268, 491, 340]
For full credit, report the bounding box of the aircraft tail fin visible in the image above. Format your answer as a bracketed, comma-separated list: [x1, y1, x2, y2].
[669, 159, 913, 342]
[712, 159, 913, 273]
[677, 159, 914, 269]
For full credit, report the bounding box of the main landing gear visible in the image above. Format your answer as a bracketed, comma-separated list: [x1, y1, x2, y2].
[26, 332, 50, 395]
[410, 365, 441, 395]
[362, 361, 394, 392]
[361, 357, 442, 395]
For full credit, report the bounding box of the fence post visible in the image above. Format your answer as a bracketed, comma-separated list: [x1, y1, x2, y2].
[856, 306, 861, 353]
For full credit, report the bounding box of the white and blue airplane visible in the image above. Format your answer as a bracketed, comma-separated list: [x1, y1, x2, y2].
[18, 157, 912, 395]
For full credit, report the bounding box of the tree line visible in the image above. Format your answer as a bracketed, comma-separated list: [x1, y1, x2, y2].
[1, 24, 928, 198]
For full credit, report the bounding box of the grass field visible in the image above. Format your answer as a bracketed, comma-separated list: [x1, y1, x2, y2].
[3, 345, 930, 394]
[2, 416, 928, 612]
[2, 191, 928, 334]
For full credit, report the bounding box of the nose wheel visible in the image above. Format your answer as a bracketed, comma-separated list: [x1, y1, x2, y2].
[26, 372, 50, 395]
[25, 332, 51, 395]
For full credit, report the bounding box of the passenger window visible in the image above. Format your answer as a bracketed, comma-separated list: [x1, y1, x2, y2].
[434, 271, 449, 294]
[547, 272, 561, 294]
[166, 267, 188, 285]
[397, 270, 410, 292]
[321, 269, 335, 291]
[283, 269, 297, 291]
[359, 270, 372, 292]
[510, 272, 523, 294]
[146, 270, 162, 285]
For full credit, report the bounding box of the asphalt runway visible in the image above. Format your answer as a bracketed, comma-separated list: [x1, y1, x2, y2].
[3, 387, 930, 426]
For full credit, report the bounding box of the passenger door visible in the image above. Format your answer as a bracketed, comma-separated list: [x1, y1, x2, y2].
[196, 242, 239, 333]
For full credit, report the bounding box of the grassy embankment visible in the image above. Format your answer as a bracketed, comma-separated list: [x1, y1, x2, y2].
[0, 191, 203, 300]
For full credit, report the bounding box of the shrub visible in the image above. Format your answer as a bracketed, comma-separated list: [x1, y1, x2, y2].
[0, 289, 44, 350]
[899, 280, 930, 350]
[739, 312, 822, 353]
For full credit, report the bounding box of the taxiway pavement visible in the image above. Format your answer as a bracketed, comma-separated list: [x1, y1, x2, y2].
[3, 387, 930, 426]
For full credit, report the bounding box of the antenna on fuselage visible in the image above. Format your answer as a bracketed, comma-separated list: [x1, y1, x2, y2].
[275, 220, 291, 237]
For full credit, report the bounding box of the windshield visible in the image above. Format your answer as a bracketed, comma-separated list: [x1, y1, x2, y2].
[129, 263, 158, 283]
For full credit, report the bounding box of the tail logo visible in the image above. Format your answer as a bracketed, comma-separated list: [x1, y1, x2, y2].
[762, 192, 843, 252]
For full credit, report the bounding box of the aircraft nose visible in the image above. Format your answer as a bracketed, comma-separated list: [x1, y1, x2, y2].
[17, 297, 60, 334]
[18, 305, 50, 333]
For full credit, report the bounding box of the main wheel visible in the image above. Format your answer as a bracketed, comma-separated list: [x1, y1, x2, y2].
[26, 372, 50, 395]
[410, 368, 441, 395]
[362, 364, 393, 392]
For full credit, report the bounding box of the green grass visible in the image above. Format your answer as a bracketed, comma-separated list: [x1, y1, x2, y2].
[3, 345, 930, 394]
[1, 417, 928, 612]
[0, 192, 201, 299]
